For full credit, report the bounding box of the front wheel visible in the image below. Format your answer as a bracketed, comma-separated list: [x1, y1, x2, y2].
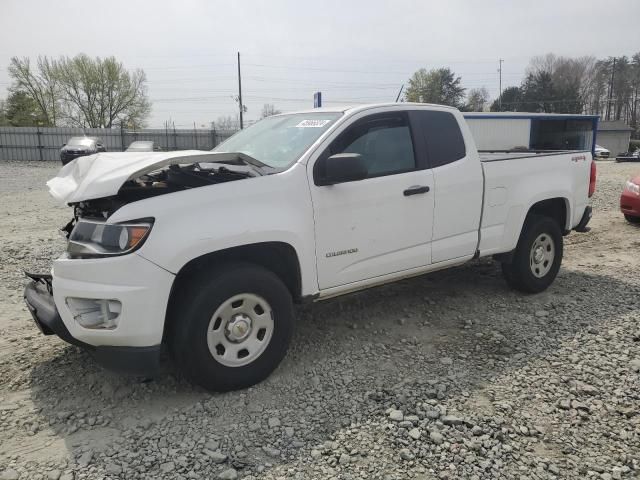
[625, 214, 640, 224]
[169, 263, 294, 392]
[501, 214, 563, 293]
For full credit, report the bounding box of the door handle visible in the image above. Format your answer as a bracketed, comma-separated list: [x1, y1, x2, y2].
[403, 185, 430, 196]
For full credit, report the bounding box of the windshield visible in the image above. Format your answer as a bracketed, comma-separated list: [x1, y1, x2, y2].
[212, 112, 342, 169]
[67, 137, 94, 146]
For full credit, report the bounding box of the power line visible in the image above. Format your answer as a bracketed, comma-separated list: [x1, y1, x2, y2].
[244, 63, 414, 75]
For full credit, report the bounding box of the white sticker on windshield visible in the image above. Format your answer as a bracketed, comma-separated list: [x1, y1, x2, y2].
[295, 119, 331, 128]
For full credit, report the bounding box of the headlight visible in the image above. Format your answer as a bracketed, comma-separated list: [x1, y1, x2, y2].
[67, 218, 153, 258]
[625, 180, 640, 196]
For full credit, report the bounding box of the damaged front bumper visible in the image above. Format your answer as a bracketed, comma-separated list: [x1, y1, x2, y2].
[24, 272, 162, 376]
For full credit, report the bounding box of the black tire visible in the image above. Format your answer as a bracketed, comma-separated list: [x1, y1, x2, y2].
[500, 261, 518, 289]
[169, 263, 293, 392]
[625, 214, 640, 224]
[501, 214, 563, 293]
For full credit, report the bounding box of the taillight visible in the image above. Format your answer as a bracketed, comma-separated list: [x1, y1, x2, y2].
[588, 161, 596, 197]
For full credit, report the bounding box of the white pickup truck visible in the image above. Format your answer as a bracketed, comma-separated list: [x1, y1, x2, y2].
[24, 103, 596, 391]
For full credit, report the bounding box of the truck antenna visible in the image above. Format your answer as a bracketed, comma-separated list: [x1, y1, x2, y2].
[395, 84, 404, 102]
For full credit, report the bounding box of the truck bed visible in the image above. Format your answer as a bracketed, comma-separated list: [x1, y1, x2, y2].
[477, 149, 592, 257]
[479, 150, 590, 162]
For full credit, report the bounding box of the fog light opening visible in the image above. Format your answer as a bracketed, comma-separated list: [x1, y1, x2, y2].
[66, 297, 121, 330]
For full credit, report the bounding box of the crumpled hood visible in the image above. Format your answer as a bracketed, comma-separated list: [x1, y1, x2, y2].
[46, 150, 245, 203]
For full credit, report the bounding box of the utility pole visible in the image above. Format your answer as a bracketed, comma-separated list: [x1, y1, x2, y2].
[237, 52, 244, 129]
[498, 59, 504, 110]
[606, 57, 616, 121]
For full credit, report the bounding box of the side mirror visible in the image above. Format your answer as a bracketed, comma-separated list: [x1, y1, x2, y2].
[316, 153, 368, 186]
[61, 143, 66, 147]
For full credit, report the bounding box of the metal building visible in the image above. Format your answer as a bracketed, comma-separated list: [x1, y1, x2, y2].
[596, 120, 633, 156]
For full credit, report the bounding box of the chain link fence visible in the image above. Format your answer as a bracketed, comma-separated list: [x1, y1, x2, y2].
[0, 126, 237, 161]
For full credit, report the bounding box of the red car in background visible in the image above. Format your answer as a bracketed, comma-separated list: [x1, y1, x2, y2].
[621, 174, 640, 224]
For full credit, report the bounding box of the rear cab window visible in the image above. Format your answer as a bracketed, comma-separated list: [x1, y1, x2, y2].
[410, 110, 466, 168]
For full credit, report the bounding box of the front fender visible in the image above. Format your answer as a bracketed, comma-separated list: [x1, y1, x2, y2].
[108, 164, 319, 295]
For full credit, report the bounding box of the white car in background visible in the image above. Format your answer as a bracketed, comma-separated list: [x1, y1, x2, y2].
[126, 141, 159, 152]
[594, 144, 610, 159]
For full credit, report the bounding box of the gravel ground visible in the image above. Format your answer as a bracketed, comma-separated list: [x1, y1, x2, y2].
[0, 159, 639, 480]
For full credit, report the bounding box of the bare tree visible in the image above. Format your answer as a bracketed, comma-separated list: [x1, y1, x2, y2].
[213, 115, 240, 131]
[578, 57, 604, 114]
[8, 56, 59, 125]
[54, 54, 150, 128]
[522, 54, 599, 113]
[526, 54, 558, 77]
[629, 53, 640, 132]
[260, 104, 281, 119]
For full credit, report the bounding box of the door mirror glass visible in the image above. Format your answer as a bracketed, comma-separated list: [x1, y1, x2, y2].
[317, 153, 368, 185]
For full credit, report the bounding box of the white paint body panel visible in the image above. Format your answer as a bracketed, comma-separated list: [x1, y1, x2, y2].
[430, 114, 484, 262]
[110, 163, 320, 296]
[46, 103, 593, 349]
[306, 105, 436, 289]
[46, 150, 259, 203]
[52, 253, 174, 346]
[478, 153, 591, 255]
[311, 169, 435, 289]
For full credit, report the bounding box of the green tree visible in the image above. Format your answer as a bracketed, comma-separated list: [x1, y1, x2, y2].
[405, 67, 465, 108]
[465, 87, 490, 112]
[8, 54, 151, 128]
[0, 99, 7, 126]
[490, 86, 522, 111]
[8, 56, 59, 125]
[3, 90, 49, 126]
[520, 71, 556, 112]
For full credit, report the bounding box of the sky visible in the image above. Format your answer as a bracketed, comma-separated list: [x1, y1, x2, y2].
[1, 0, 639, 128]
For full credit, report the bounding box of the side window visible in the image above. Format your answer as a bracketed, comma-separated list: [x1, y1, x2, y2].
[329, 114, 416, 177]
[414, 111, 466, 168]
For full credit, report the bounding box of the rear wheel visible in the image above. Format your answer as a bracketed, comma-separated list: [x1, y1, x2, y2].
[625, 214, 640, 224]
[169, 263, 294, 392]
[501, 214, 563, 293]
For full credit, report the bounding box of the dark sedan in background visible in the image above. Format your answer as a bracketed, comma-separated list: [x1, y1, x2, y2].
[60, 137, 106, 165]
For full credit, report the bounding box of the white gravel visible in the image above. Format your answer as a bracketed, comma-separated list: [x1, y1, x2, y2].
[0, 159, 639, 480]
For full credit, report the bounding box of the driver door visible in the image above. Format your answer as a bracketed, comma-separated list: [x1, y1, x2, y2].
[310, 111, 434, 290]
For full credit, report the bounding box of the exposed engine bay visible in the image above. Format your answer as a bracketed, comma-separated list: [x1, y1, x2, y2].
[62, 162, 257, 238]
